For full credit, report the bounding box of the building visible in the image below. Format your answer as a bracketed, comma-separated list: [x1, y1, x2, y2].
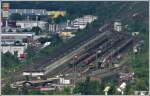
[1, 19, 17, 28]
[1, 45, 27, 58]
[114, 20, 122, 32]
[67, 15, 97, 30]
[2, 3, 10, 18]
[1, 33, 34, 58]
[49, 23, 67, 34]
[16, 20, 48, 30]
[8, 9, 47, 16]
[1, 33, 34, 45]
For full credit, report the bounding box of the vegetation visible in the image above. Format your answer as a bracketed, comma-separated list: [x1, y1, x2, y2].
[31, 26, 42, 35]
[1, 52, 20, 68]
[127, 33, 149, 92]
[54, 15, 67, 24]
[1, 1, 148, 95]
[73, 77, 101, 95]
[125, 12, 148, 93]
[8, 29, 13, 32]
[1, 82, 18, 95]
[22, 29, 29, 32]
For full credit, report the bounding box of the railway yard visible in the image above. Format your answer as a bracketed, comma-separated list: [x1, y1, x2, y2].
[1, 1, 148, 95]
[8, 23, 140, 90]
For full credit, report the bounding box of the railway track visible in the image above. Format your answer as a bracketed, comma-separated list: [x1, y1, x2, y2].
[18, 2, 136, 73]
[24, 2, 131, 72]
[44, 30, 112, 76]
[2, 3, 146, 91]
[46, 31, 135, 78]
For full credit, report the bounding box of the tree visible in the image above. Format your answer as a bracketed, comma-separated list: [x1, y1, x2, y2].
[21, 83, 29, 95]
[31, 26, 42, 35]
[63, 87, 71, 94]
[47, 18, 53, 23]
[82, 76, 90, 95]
[108, 83, 116, 95]
[1, 52, 20, 68]
[54, 15, 67, 23]
[8, 29, 13, 32]
[9, 13, 23, 21]
[22, 29, 29, 32]
[2, 82, 17, 95]
[51, 34, 62, 44]
[26, 46, 37, 58]
[73, 77, 101, 95]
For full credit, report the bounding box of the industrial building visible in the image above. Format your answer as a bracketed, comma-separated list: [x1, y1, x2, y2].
[1, 33, 34, 45]
[16, 20, 48, 31]
[8, 9, 47, 16]
[49, 23, 67, 34]
[1, 33, 35, 58]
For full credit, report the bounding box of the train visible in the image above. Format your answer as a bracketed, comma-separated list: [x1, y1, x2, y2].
[71, 33, 125, 67]
[68, 32, 134, 70]
[100, 37, 133, 68]
[68, 35, 109, 67]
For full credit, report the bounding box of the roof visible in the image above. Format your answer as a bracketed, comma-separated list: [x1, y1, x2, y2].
[1, 32, 35, 36]
[16, 20, 47, 23]
[8, 9, 47, 15]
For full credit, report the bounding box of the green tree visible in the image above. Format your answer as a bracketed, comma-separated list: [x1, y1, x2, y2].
[73, 77, 101, 95]
[2, 52, 20, 68]
[8, 29, 13, 32]
[22, 29, 29, 32]
[31, 26, 42, 35]
[2, 82, 17, 95]
[54, 15, 67, 23]
[21, 83, 29, 95]
[63, 87, 71, 94]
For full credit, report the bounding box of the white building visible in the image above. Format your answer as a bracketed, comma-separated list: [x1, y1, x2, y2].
[1, 45, 27, 58]
[16, 20, 48, 30]
[114, 20, 122, 32]
[59, 78, 70, 85]
[49, 23, 67, 34]
[68, 15, 97, 30]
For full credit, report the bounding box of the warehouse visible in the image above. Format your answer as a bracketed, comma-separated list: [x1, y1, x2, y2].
[8, 9, 47, 16]
[1, 33, 34, 45]
[16, 20, 48, 31]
